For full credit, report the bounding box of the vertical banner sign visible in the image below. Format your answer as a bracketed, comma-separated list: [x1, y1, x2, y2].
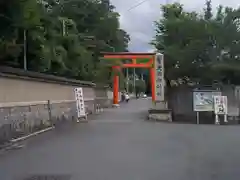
[213, 96, 228, 115]
[154, 53, 164, 101]
[74, 87, 86, 117]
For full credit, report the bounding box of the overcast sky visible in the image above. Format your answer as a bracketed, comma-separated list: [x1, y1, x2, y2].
[110, 0, 240, 52]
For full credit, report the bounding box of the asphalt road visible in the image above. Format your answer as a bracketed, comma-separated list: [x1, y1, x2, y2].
[1, 99, 240, 180]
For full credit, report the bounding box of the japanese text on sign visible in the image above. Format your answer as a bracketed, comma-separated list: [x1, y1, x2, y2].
[155, 53, 164, 101]
[74, 87, 86, 117]
[213, 96, 227, 115]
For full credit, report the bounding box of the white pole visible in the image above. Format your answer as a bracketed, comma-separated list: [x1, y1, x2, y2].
[224, 114, 228, 123]
[215, 114, 220, 124]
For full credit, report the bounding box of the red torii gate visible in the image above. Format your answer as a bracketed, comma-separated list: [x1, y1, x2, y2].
[103, 52, 156, 106]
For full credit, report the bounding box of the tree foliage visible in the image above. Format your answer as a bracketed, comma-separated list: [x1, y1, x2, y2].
[153, 1, 240, 85]
[0, 0, 130, 83]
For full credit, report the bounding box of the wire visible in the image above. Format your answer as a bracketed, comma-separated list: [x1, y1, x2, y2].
[125, 0, 171, 12]
[126, 0, 150, 12]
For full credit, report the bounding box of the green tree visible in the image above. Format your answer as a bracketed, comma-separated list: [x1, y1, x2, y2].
[153, 1, 240, 85]
[135, 79, 146, 94]
[0, 0, 130, 84]
[0, 0, 41, 67]
[204, 0, 213, 20]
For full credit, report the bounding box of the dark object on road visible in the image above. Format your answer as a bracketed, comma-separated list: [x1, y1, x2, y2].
[21, 174, 71, 180]
[121, 92, 125, 102]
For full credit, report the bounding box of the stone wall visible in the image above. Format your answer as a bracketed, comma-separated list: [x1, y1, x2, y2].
[0, 99, 101, 145]
[0, 67, 112, 146]
[0, 98, 113, 147]
[168, 85, 240, 124]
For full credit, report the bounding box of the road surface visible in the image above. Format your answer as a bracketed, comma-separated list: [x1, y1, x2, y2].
[1, 99, 240, 180]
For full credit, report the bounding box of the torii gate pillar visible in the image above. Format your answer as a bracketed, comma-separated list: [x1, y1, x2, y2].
[103, 52, 157, 107]
[112, 66, 120, 106]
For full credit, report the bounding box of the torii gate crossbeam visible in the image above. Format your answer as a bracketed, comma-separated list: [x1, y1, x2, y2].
[102, 52, 158, 106]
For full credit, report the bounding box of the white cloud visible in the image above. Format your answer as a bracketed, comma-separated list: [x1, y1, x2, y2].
[111, 0, 240, 52]
[131, 32, 150, 42]
[147, 48, 156, 52]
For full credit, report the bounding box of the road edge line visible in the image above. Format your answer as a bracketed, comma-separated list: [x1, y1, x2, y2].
[10, 126, 55, 143]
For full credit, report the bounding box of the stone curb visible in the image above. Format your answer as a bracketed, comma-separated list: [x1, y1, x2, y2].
[147, 114, 172, 122]
[10, 126, 55, 143]
[0, 126, 55, 153]
[0, 110, 108, 150]
[147, 117, 172, 123]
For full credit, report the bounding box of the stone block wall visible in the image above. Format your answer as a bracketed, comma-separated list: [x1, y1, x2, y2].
[0, 67, 115, 146]
[0, 97, 112, 146]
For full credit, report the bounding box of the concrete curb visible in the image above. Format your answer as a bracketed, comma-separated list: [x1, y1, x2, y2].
[147, 115, 172, 122]
[9, 114, 95, 144]
[10, 126, 55, 143]
[147, 118, 172, 123]
[1, 110, 104, 149]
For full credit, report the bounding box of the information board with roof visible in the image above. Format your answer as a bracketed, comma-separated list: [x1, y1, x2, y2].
[193, 90, 221, 111]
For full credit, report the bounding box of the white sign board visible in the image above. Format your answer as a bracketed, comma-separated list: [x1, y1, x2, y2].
[213, 96, 228, 115]
[74, 87, 86, 117]
[193, 91, 221, 111]
[154, 53, 164, 101]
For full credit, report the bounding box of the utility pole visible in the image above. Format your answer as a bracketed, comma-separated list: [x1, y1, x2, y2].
[62, 19, 66, 36]
[23, 29, 27, 70]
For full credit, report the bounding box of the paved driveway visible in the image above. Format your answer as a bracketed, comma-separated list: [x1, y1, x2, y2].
[1, 99, 240, 180]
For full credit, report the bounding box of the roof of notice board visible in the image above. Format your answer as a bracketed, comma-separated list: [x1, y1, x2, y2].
[102, 52, 156, 59]
[101, 52, 156, 56]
